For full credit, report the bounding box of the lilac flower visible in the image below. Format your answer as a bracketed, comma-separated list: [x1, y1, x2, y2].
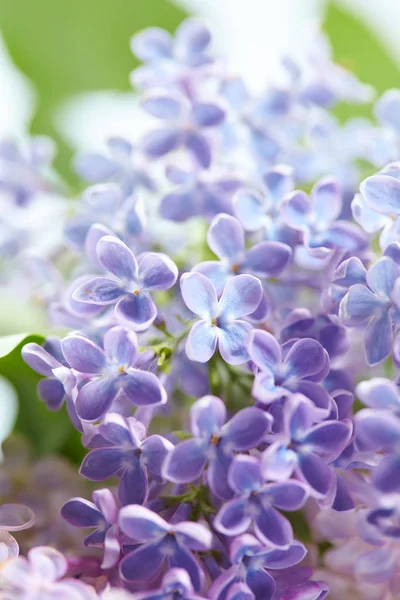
[247, 329, 331, 412]
[74, 137, 155, 195]
[282, 177, 367, 257]
[339, 256, 400, 365]
[233, 165, 297, 246]
[140, 90, 225, 168]
[193, 213, 291, 295]
[280, 581, 329, 600]
[261, 394, 352, 500]
[62, 489, 121, 569]
[1, 546, 96, 599]
[131, 18, 213, 89]
[130, 568, 205, 600]
[180, 272, 263, 364]
[80, 413, 173, 505]
[215, 455, 308, 547]
[73, 236, 178, 331]
[22, 338, 76, 411]
[118, 504, 212, 591]
[61, 326, 166, 422]
[160, 166, 241, 222]
[163, 395, 271, 499]
[209, 534, 306, 600]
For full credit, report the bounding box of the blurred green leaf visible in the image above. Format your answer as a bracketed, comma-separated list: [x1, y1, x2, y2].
[0, 0, 187, 186]
[325, 2, 400, 121]
[0, 334, 83, 461]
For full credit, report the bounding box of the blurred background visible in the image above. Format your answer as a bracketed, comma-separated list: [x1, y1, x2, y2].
[0, 0, 399, 460]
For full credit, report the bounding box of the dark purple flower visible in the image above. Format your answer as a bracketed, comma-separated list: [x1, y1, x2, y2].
[62, 488, 121, 569]
[163, 395, 271, 499]
[73, 236, 178, 331]
[61, 326, 166, 422]
[215, 455, 308, 547]
[119, 504, 212, 591]
[181, 272, 263, 364]
[209, 533, 306, 600]
[80, 413, 173, 505]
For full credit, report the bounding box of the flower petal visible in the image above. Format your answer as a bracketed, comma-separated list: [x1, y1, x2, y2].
[214, 499, 251, 536]
[118, 460, 148, 506]
[297, 453, 333, 497]
[80, 448, 126, 481]
[223, 407, 270, 450]
[103, 326, 138, 367]
[120, 542, 164, 582]
[364, 311, 392, 366]
[163, 438, 207, 483]
[76, 377, 118, 422]
[244, 241, 291, 278]
[115, 293, 157, 331]
[360, 174, 400, 215]
[73, 276, 124, 305]
[119, 505, 168, 542]
[141, 128, 181, 158]
[61, 498, 103, 528]
[284, 338, 327, 379]
[234, 188, 267, 232]
[61, 335, 106, 374]
[185, 130, 211, 169]
[186, 320, 218, 363]
[168, 544, 205, 592]
[228, 455, 263, 494]
[219, 275, 263, 320]
[263, 481, 308, 511]
[218, 321, 252, 365]
[0, 504, 35, 532]
[248, 329, 281, 371]
[191, 102, 225, 127]
[174, 521, 212, 551]
[139, 253, 178, 291]
[122, 370, 167, 407]
[180, 272, 218, 319]
[254, 505, 293, 548]
[207, 214, 244, 261]
[190, 395, 226, 438]
[97, 236, 139, 281]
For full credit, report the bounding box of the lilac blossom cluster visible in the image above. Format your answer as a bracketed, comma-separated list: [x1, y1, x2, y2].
[3, 16, 400, 600]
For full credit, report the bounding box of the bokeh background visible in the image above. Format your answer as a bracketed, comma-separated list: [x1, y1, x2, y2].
[1, 0, 400, 461]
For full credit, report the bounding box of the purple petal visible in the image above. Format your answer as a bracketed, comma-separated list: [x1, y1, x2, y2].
[85, 223, 115, 268]
[180, 272, 218, 319]
[92, 488, 118, 524]
[73, 276, 124, 305]
[168, 544, 205, 592]
[191, 395, 226, 438]
[234, 188, 267, 232]
[366, 256, 399, 297]
[262, 540, 307, 569]
[219, 275, 263, 320]
[228, 582, 257, 600]
[175, 18, 210, 54]
[80, 447, 125, 481]
[228, 455, 263, 494]
[372, 453, 400, 493]
[122, 370, 167, 407]
[118, 460, 148, 506]
[99, 413, 139, 446]
[208, 449, 234, 500]
[27, 546, 68, 581]
[364, 311, 392, 366]
[141, 434, 173, 477]
[284, 339, 327, 379]
[141, 128, 181, 158]
[103, 326, 138, 367]
[22, 343, 59, 377]
[244, 242, 291, 278]
[185, 130, 211, 169]
[281, 191, 311, 231]
[97, 236, 138, 281]
[297, 453, 333, 497]
[120, 542, 164, 582]
[74, 153, 118, 182]
[115, 293, 157, 331]
[191, 102, 225, 127]
[163, 438, 207, 483]
[186, 321, 218, 363]
[102, 524, 121, 569]
[61, 336, 106, 374]
[141, 91, 186, 119]
[223, 407, 270, 450]
[37, 378, 65, 411]
[192, 261, 230, 295]
[254, 505, 293, 548]
[355, 409, 400, 451]
[263, 481, 308, 511]
[248, 329, 281, 371]
[360, 174, 400, 215]
[139, 252, 178, 291]
[76, 378, 118, 422]
[301, 420, 352, 459]
[311, 178, 342, 224]
[174, 521, 212, 551]
[160, 189, 197, 222]
[131, 27, 172, 61]
[61, 498, 103, 528]
[0, 505, 35, 532]
[355, 546, 396, 585]
[207, 214, 244, 261]
[214, 499, 251, 536]
[218, 321, 252, 365]
[261, 443, 297, 482]
[119, 505, 168, 542]
[339, 285, 387, 325]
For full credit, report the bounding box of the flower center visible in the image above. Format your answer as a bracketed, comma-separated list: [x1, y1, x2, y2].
[133, 289, 140, 296]
[211, 434, 220, 445]
[211, 317, 217, 326]
[231, 263, 240, 274]
[118, 365, 125, 374]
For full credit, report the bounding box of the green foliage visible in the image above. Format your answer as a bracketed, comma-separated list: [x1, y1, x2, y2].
[0, 0, 187, 185]
[0, 334, 83, 461]
[325, 1, 400, 121]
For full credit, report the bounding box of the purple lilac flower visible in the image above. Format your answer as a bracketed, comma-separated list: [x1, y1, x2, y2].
[261, 394, 352, 500]
[281, 177, 367, 257]
[118, 504, 212, 591]
[160, 166, 241, 222]
[74, 137, 155, 195]
[247, 329, 331, 413]
[163, 395, 271, 500]
[62, 488, 121, 569]
[140, 90, 225, 168]
[193, 213, 291, 296]
[339, 256, 400, 365]
[73, 235, 178, 331]
[61, 326, 166, 421]
[180, 272, 263, 364]
[208, 534, 306, 600]
[1, 545, 96, 599]
[80, 413, 173, 505]
[215, 455, 308, 547]
[280, 581, 329, 600]
[129, 568, 205, 600]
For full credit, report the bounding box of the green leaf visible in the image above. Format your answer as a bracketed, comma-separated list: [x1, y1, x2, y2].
[324, 2, 400, 121]
[0, 0, 187, 185]
[0, 333, 44, 358]
[0, 334, 83, 461]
